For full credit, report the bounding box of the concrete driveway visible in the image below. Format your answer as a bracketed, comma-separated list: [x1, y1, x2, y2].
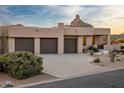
[38, 54, 112, 78]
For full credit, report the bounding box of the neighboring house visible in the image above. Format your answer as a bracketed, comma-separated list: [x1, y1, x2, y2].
[0, 15, 111, 54]
[111, 33, 124, 41]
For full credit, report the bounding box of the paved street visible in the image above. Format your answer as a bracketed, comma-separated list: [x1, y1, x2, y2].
[27, 69, 124, 88]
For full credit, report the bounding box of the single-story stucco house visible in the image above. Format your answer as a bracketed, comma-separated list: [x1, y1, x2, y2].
[0, 15, 111, 54]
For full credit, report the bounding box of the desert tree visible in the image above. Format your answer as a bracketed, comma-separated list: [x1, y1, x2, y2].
[0, 18, 9, 54]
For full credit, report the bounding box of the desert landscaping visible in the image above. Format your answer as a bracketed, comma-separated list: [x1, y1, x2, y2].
[0, 5, 124, 88]
[0, 73, 57, 87]
[91, 52, 124, 68]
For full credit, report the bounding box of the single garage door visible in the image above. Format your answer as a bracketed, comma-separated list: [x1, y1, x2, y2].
[64, 38, 77, 53]
[15, 38, 34, 53]
[40, 38, 57, 54]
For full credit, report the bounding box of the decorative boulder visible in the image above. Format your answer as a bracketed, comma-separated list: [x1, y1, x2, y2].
[2, 80, 14, 88]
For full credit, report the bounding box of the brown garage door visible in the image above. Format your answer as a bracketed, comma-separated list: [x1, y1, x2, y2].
[40, 38, 57, 54]
[64, 38, 77, 53]
[15, 38, 34, 53]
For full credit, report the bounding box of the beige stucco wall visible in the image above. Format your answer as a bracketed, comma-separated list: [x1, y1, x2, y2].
[8, 26, 59, 38]
[104, 43, 124, 50]
[107, 34, 111, 45]
[77, 36, 83, 53]
[4, 23, 111, 54]
[95, 35, 107, 45]
[86, 36, 93, 47]
[8, 37, 15, 53]
[34, 38, 40, 54]
[7, 25, 110, 39]
[64, 27, 94, 35]
[58, 23, 64, 54]
[94, 28, 110, 35]
[94, 28, 111, 45]
[94, 36, 99, 45]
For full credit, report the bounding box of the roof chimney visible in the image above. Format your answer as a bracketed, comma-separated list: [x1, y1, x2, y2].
[58, 23, 64, 29]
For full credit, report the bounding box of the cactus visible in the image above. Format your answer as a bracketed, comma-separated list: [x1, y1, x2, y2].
[110, 51, 116, 62]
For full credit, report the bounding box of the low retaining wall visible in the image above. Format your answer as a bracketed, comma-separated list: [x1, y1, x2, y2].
[104, 43, 124, 50]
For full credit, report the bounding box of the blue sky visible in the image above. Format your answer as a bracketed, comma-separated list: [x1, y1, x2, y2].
[0, 5, 124, 34]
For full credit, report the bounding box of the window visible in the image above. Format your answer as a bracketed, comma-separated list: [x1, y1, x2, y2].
[103, 37, 107, 41]
[83, 36, 86, 46]
[92, 36, 95, 44]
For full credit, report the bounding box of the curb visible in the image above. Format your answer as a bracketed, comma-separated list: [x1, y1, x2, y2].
[15, 67, 124, 88]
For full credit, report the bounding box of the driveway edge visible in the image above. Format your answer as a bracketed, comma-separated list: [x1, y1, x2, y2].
[15, 67, 124, 88]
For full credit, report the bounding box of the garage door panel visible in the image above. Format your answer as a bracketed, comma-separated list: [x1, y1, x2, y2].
[15, 38, 34, 53]
[40, 38, 57, 54]
[64, 38, 77, 53]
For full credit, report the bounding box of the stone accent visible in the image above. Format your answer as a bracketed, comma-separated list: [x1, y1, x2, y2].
[2, 80, 14, 88]
[70, 15, 93, 27]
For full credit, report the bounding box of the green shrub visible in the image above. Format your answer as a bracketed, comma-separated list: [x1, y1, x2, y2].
[92, 47, 99, 52]
[94, 58, 100, 63]
[120, 46, 124, 54]
[88, 46, 94, 50]
[120, 46, 124, 50]
[88, 46, 99, 52]
[0, 51, 43, 79]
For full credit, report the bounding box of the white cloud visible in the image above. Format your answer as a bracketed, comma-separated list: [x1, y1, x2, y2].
[89, 6, 124, 27]
[0, 5, 124, 34]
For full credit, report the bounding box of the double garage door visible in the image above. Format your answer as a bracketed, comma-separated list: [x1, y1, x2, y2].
[15, 38, 77, 54]
[40, 38, 77, 53]
[15, 38, 57, 54]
